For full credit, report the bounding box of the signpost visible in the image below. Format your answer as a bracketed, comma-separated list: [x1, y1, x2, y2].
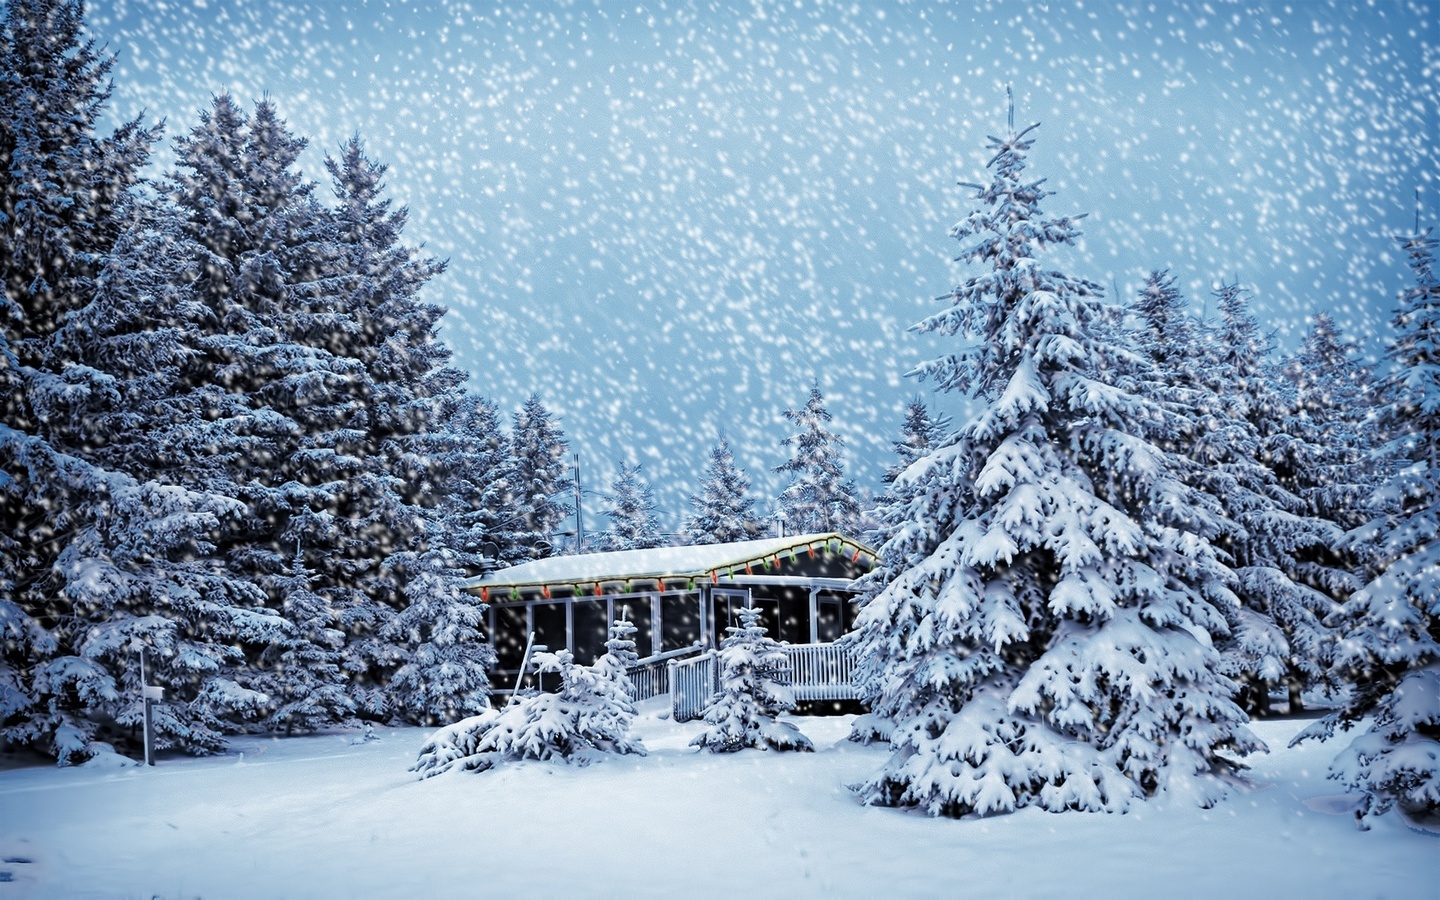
[138, 648, 163, 766]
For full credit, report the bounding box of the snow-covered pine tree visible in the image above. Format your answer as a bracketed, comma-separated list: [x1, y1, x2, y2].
[685, 436, 764, 544]
[691, 605, 812, 753]
[64, 98, 405, 733]
[601, 463, 663, 551]
[508, 394, 573, 557]
[252, 535, 355, 735]
[0, 2, 289, 763]
[138, 94, 396, 730]
[775, 385, 862, 535]
[410, 647, 645, 777]
[1278, 313, 1380, 539]
[591, 615, 640, 695]
[883, 398, 951, 484]
[847, 101, 1258, 817]
[1189, 283, 1351, 714]
[0, 0, 157, 761]
[296, 136, 467, 720]
[381, 545, 494, 725]
[1292, 225, 1440, 827]
[431, 393, 520, 563]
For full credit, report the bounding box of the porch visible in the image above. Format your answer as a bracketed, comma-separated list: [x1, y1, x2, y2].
[627, 639, 860, 722]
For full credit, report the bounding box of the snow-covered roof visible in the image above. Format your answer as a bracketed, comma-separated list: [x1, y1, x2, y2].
[465, 532, 872, 591]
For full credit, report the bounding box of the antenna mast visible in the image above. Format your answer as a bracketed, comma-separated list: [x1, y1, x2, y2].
[573, 453, 584, 553]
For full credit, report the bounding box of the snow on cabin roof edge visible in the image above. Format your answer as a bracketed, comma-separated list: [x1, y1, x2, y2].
[464, 532, 872, 590]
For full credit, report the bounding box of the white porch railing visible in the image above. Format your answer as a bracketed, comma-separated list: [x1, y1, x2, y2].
[627, 645, 705, 703]
[620, 640, 859, 721]
[668, 651, 719, 722]
[783, 642, 858, 701]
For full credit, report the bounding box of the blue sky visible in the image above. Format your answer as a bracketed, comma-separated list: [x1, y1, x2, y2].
[88, 0, 1436, 529]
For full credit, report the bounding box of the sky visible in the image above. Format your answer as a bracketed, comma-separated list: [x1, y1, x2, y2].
[85, 0, 1437, 534]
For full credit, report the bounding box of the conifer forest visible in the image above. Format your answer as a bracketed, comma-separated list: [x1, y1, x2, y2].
[0, 2, 1436, 892]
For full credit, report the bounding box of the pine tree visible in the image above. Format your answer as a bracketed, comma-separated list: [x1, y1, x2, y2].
[1279, 313, 1380, 534]
[691, 605, 813, 753]
[1189, 283, 1351, 714]
[508, 395, 573, 557]
[430, 393, 519, 563]
[0, 1, 290, 763]
[381, 545, 494, 725]
[847, 101, 1258, 818]
[1293, 225, 1440, 827]
[884, 398, 951, 484]
[252, 538, 355, 736]
[592, 615, 640, 692]
[601, 463, 663, 551]
[775, 385, 861, 535]
[685, 437, 764, 544]
[65, 99, 460, 735]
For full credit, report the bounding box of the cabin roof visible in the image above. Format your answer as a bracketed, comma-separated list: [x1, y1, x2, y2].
[465, 532, 873, 591]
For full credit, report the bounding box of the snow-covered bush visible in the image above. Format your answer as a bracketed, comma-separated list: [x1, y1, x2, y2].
[411, 639, 644, 777]
[691, 606, 812, 753]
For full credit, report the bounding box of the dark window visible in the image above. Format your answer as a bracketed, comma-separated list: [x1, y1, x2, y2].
[532, 602, 567, 656]
[615, 597, 654, 658]
[661, 593, 702, 652]
[492, 604, 528, 671]
[775, 587, 808, 644]
[817, 598, 844, 643]
[572, 599, 609, 665]
[712, 591, 747, 645]
[725, 596, 783, 639]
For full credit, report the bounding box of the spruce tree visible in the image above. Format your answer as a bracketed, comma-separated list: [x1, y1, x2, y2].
[430, 393, 519, 563]
[848, 102, 1257, 817]
[0, 1, 288, 763]
[508, 394, 573, 557]
[1190, 284, 1351, 714]
[68, 99, 461, 734]
[381, 545, 494, 725]
[884, 398, 951, 484]
[775, 385, 861, 535]
[685, 437, 764, 544]
[691, 605, 813, 753]
[1278, 313, 1380, 543]
[592, 615, 640, 693]
[601, 463, 663, 551]
[1293, 225, 1440, 827]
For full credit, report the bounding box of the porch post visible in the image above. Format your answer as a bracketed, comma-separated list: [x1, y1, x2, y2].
[565, 599, 574, 656]
[699, 583, 712, 648]
[808, 586, 819, 644]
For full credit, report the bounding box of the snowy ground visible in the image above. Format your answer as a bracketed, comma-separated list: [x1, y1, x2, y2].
[1, 706, 1434, 899]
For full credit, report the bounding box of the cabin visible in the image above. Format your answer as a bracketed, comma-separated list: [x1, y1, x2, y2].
[464, 532, 875, 719]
